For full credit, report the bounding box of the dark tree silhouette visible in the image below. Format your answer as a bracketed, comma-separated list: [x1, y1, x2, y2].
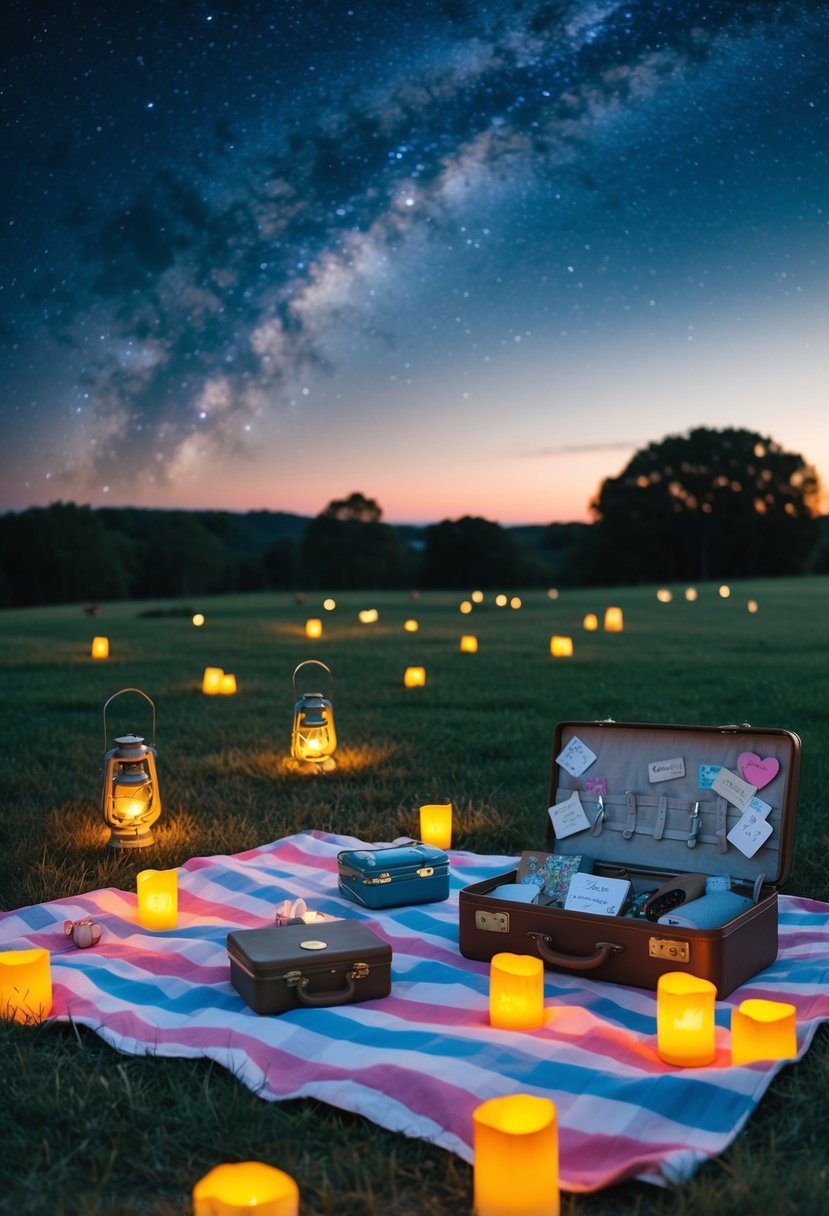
[422, 516, 521, 589]
[591, 427, 820, 583]
[321, 491, 383, 524]
[302, 494, 410, 588]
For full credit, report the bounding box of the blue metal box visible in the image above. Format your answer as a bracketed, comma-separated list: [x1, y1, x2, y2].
[337, 842, 450, 909]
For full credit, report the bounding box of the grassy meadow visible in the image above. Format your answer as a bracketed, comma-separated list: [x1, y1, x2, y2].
[1, 578, 828, 1215]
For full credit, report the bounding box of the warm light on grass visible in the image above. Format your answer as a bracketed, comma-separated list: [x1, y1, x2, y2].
[583, 613, 598, 631]
[90, 636, 109, 659]
[460, 634, 478, 653]
[550, 635, 574, 658]
[547, 588, 558, 600]
[403, 666, 426, 688]
[657, 588, 673, 603]
[202, 666, 224, 695]
[685, 587, 698, 602]
[323, 598, 336, 611]
[403, 618, 419, 632]
[495, 594, 507, 607]
[305, 618, 323, 639]
[510, 596, 522, 609]
[471, 590, 484, 603]
[358, 608, 379, 623]
[219, 673, 237, 695]
[747, 599, 759, 613]
[719, 585, 731, 598]
[192, 613, 205, 627]
[459, 600, 473, 614]
[604, 606, 624, 631]
[192, 1161, 299, 1215]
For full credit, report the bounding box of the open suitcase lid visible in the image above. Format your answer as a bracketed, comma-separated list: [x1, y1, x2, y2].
[546, 720, 801, 892]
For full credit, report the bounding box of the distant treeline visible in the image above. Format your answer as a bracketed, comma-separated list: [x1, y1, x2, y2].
[1, 483, 828, 609]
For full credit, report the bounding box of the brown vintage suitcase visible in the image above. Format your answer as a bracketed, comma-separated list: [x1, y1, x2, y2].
[459, 721, 801, 996]
[227, 918, 392, 1014]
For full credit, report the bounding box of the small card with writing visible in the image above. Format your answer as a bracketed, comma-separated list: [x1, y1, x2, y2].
[698, 764, 722, 789]
[515, 851, 591, 904]
[548, 791, 591, 839]
[556, 735, 597, 778]
[564, 872, 631, 916]
[712, 766, 757, 810]
[746, 794, 772, 819]
[648, 756, 685, 783]
[727, 809, 774, 858]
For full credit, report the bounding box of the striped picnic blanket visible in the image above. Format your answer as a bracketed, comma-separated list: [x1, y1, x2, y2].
[2, 831, 828, 1192]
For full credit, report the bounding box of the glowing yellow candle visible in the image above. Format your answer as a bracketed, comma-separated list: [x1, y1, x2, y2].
[495, 594, 508, 607]
[719, 584, 731, 599]
[403, 618, 419, 632]
[549, 635, 573, 658]
[460, 634, 478, 653]
[305, 618, 322, 639]
[202, 666, 224, 695]
[471, 589, 484, 603]
[419, 802, 452, 849]
[490, 953, 545, 1031]
[219, 673, 237, 695]
[323, 597, 336, 611]
[459, 600, 473, 614]
[91, 636, 109, 659]
[404, 666, 426, 688]
[603, 606, 624, 632]
[582, 613, 598, 631]
[192, 613, 206, 627]
[657, 971, 717, 1066]
[510, 597, 522, 609]
[747, 599, 759, 614]
[0, 948, 52, 1023]
[137, 869, 178, 930]
[731, 998, 796, 1065]
[656, 588, 673, 603]
[685, 587, 698, 602]
[473, 1094, 559, 1216]
[192, 1161, 299, 1215]
[358, 608, 379, 623]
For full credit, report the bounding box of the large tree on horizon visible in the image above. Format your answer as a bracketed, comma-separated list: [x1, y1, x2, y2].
[590, 427, 820, 583]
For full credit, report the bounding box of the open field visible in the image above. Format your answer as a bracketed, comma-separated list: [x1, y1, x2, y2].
[1, 579, 828, 1215]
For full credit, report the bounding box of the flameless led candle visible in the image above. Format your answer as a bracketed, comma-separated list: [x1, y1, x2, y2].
[202, 666, 224, 695]
[495, 594, 508, 607]
[91, 636, 109, 659]
[305, 618, 323, 639]
[510, 597, 522, 609]
[358, 608, 379, 623]
[656, 588, 673, 603]
[137, 869, 178, 930]
[685, 587, 698, 601]
[489, 952, 545, 1031]
[192, 613, 206, 627]
[460, 634, 478, 653]
[549, 635, 574, 658]
[419, 802, 452, 849]
[192, 1161, 299, 1215]
[731, 998, 797, 1065]
[657, 971, 717, 1066]
[404, 666, 426, 688]
[747, 599, 759, 614]
[603, 606, 624, 632]
[473, 1093, 559, 1216]
[582, 613, 598, 631]
[459, 600, 473, 614]
[719, 584, 731, 599]
[403, 618, 419, 632]
[471, 589, 484, 603]
[219, 673, 237, 695]
[323, 597, 336, 611]
[0, 948, 52, 1023]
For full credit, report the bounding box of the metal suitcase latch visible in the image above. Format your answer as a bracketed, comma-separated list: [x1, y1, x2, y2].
[476, 909, 510, 932]
[417, 866, 434, 877]
[350, 961, 370, 981]
[649, 937, 690, 963]
[365, 873, 393, 885]
[283, 969, 303, 987]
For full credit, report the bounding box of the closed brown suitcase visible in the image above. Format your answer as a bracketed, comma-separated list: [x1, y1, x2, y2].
[227, 918, 392, 1014]
[459, 721, 800, 996]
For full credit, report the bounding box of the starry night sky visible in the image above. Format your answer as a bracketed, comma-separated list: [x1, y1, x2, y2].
[2, 0, 827, 524]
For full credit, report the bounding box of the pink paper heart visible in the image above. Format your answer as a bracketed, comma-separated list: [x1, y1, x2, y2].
[738, 752, 780, 790]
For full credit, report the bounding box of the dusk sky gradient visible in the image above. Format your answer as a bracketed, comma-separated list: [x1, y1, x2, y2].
[2, 0, 827, 525]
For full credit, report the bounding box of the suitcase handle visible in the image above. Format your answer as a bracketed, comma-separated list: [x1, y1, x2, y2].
[294, 966, 366, 1007]
[528, 932, 623, 972]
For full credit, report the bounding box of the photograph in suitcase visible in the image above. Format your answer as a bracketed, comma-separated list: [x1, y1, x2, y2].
[459, 721, 801, 996]
[227, 919, 392, 1014]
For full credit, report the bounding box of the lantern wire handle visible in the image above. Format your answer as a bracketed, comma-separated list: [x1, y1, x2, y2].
[292, 659, 333, 698]
[102, 687, 157, 753]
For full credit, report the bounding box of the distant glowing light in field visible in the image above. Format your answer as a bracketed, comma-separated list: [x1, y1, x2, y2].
[403, 618, 419, 632]
[656, 589, 673, 604]
[323, 598, 336, 611]
[404, 666, 426, 688]
[685, 588, 698, 602]
[583, 613, 598, 631]
[359, 608, 379, 623]
[305, 618, 323, 639]
[460, 635, 478, 653]
[495, 594, 508, 607]
[747, 599, 759, 613]
[471, 590, 484, 603]
[719, 585, 731, 599]
[547, 588, 559, 600]
[192, 613, 205, 627]
[459, 600, 473, 614]
[550, 635, 574, 658]
[510, 597, 522, 610]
